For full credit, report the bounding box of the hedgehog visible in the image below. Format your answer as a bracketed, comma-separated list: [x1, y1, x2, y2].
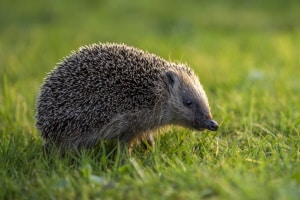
[36, 43, 218, 153]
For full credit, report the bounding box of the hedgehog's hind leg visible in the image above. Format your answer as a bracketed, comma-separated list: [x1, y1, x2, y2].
[42, 138, 69, 156]
[42, 140, 52, 154]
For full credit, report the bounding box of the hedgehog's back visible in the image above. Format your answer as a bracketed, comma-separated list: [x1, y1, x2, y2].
[36, 43, 169, 138]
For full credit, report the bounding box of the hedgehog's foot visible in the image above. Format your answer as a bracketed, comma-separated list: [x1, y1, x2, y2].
[140, 134, 155, 151]
[126, 133, 155, 155]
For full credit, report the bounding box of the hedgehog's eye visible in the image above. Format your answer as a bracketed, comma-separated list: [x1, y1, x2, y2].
[183, 99, 193, 107]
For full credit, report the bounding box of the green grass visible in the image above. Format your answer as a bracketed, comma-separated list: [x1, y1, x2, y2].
[1, 0, 300, 199]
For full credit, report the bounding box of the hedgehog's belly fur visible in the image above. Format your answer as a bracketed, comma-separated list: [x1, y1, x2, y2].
[38, 104, 161, 150]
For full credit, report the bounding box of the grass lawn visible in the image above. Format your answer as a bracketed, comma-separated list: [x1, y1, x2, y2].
[0, 0, 300, 199]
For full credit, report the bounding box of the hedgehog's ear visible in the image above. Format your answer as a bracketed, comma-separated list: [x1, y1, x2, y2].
[164, 71, 179, 93]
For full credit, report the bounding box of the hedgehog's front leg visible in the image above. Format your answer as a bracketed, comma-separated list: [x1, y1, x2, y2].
[140, 132, 155, 150]
[126, 132, 156, 155]
[98, 112, 157, 154]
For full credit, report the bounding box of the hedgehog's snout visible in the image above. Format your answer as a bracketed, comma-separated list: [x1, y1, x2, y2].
[206, 119, 219, 131]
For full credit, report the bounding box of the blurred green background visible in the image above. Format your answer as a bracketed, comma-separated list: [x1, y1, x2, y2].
[0, 0, 300, 199]
[1, 0, 299, 133]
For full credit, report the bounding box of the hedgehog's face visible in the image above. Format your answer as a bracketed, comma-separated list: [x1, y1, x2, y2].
[163, 70, 218, 132]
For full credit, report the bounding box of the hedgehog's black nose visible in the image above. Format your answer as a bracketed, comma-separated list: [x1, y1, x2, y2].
[206, 120, 219, 131]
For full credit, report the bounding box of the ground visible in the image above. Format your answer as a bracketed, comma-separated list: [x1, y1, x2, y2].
[0, 0, 300, 199]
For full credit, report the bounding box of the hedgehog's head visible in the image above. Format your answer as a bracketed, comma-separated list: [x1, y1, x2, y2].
[163, 67, 218, 132]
